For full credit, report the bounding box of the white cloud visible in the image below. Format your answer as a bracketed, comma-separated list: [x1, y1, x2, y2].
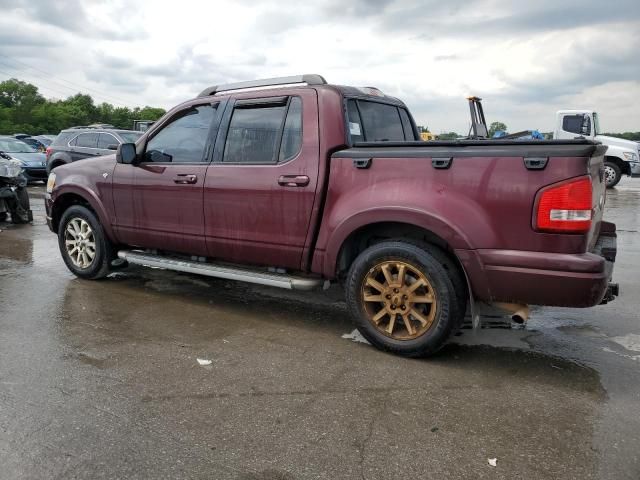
[0, 0, 638, 132]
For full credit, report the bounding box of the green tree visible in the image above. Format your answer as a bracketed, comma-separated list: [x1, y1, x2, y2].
[488, 121, 507, 137]
[436, 132, 461, 140]
[0, 78, 165, 134]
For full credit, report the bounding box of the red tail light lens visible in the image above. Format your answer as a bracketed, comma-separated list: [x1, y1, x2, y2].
[45, 147, 52, 160]
[536, 177, 592, 233]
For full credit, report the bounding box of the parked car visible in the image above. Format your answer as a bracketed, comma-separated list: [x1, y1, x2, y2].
[12, 134, 43, 152]
[0, 136, 47, 182]
[33, 135, 56, 147]
[0, 151, 31, 223]
[44, 74, 618, 357]
[46, 127, 142, 173]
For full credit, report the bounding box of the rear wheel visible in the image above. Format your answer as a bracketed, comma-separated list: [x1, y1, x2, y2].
[58, 205, 113, 279]
[345, 241, 463, 357]
[604, 161, 622, 188]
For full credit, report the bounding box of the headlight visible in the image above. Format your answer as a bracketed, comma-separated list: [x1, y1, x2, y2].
[46, 172, 56, 193]
[623, 151, 638, 162]
[0, 158, 23, 178]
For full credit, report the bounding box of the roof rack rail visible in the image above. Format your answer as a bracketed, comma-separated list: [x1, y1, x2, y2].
[198, 74, 327, 97]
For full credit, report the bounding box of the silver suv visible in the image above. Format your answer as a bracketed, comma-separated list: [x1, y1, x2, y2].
[46, 127, 142, 173]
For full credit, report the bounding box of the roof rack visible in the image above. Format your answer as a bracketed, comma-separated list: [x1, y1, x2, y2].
[198, 74, 327, 97]
[66, 124, 115, 130]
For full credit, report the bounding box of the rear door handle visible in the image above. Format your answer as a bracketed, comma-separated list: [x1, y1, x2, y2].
[173, 174, 198, 184]
[278, 175, 309, 187]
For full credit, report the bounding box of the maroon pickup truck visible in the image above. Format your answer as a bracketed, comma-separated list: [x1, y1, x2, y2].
[45, 74, 618, 357]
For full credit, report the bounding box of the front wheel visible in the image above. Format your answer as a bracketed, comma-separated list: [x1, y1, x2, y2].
[58, 205, 113, 279]
[604, 161, 622, 188]
[345, 241, 463, 357]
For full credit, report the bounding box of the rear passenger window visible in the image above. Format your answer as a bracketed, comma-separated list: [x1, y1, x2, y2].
[223, 96, 303, 164]
[346, 100, 415, 143]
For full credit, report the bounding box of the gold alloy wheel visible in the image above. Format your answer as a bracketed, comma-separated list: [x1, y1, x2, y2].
[64, 217, 97, 269]
[361, 260, 437, 340]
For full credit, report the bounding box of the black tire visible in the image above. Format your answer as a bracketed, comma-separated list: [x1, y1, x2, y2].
[47, 160, 66, 174]
[0, 211, 7, 222]
[389, 238, 468, 328]
[58, 205, 114, 279]
[10, 187, 32, 224]
[345, 241, 463, 357]
[604, 161, 621, 188]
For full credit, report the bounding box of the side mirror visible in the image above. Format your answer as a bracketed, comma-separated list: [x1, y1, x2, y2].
[116, 143, 138, 165]
[107, 144, 118, 151]
[581, 115, 592, 136]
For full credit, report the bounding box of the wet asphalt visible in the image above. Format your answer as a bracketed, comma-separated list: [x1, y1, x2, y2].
[0, 180, 639, 480]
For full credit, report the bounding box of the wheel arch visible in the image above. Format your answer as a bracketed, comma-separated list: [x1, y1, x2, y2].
[51, 189, 117, 243]
[332, 220, 472, 303]
[605, 155, 631, 175]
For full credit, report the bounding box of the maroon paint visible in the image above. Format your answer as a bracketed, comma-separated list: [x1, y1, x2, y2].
[45, 82, 616, 309]
[203, 89, 320, 269]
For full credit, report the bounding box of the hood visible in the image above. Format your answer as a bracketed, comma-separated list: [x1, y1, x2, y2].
[5, 151, 47, 166]
[595, 135, 639, 151]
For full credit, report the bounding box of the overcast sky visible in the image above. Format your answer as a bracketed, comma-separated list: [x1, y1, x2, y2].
[0, 0, 638, 133]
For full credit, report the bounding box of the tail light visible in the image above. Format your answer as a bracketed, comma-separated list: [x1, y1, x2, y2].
[45, 147, 52, 160]
[535, 177, 592, 233]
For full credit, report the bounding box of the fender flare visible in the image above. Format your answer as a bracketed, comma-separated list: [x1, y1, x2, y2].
[322, 206, 473, 277]
[52, 184, 118, 243]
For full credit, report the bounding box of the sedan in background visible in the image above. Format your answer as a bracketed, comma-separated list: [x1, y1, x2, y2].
[0, 136, 47, 182]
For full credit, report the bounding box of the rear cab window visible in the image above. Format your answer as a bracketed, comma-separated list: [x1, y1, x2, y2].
[346, 99, 417, 143]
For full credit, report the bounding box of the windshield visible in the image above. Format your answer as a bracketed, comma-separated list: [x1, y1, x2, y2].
[593, 113, 600, 136]
[0, 138, 38, 153]
[118, 132, 143, 143]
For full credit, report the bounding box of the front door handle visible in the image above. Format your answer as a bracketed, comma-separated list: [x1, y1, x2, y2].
[278, 175, 309, 187]
[173, 174, 198, 184]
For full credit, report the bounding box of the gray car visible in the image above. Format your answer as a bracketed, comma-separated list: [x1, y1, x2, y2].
[0, 136, 48, 182]
[46, 128, 142, 173]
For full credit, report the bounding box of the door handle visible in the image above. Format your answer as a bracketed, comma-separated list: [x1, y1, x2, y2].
[278, 175, 310, 187]
[173, 174, 198, 184]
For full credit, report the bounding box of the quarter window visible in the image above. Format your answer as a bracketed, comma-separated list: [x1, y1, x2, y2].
[144, 104, 216, 163]
[76, 133, 98, 148]
[279, 97, 303, 162]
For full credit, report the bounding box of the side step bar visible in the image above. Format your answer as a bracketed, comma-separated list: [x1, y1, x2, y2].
[117, 250, 324, 291]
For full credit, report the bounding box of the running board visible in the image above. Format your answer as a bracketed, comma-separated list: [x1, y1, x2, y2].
[117, 250, 323, 291]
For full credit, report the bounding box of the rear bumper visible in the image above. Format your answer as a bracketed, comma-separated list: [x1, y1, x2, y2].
[458, 222, 618, 308]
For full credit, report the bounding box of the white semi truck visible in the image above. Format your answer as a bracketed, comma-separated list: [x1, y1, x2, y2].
[554, 110, 640, 187]
[467, 98, 639, 189]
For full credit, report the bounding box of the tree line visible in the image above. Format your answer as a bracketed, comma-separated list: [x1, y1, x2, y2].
[0, 78, 166, 135]
[2, 78, 638, 142]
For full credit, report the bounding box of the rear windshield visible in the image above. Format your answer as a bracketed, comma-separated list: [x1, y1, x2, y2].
[346, 99, 417, 143]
